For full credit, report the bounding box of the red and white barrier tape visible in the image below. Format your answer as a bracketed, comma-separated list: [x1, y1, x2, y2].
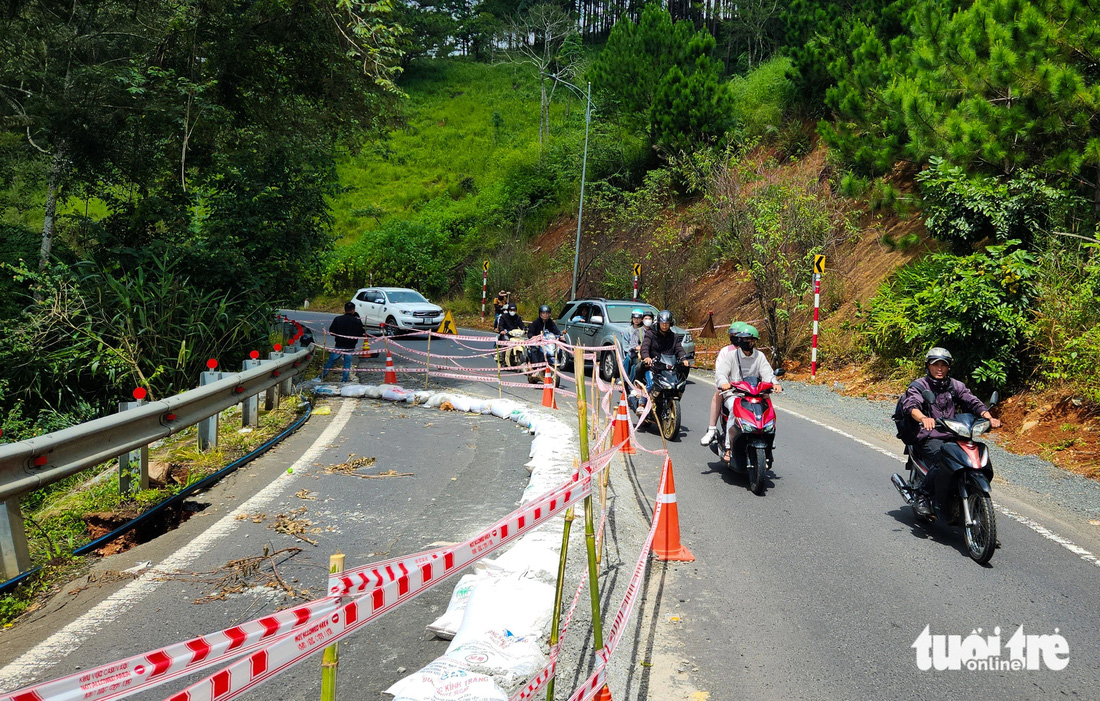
[2, 597, 341, 701]
[166, 467, 611, 701]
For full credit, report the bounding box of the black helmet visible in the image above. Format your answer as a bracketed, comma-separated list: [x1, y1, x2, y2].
[925, 347, 952, 365]
[656, 310, 673, 326]
[508, 303, 517, 312]
[539, 304, 551, 315]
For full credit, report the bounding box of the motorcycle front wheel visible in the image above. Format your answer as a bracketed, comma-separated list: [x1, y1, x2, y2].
[749, 445, 768, 495]
[660, 399, 681, 441]
[965, 490, 997, 564]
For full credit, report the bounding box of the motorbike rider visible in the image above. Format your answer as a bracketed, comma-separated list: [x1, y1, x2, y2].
[496, 302, 525, 337]
[526, 304, 561, 338]
[623, 309, 645, 382]
[901, 347, 1001, 518]
[709, 324, 781, 461]
[700, 321, 748, 445]
[641, 310, 688, 394]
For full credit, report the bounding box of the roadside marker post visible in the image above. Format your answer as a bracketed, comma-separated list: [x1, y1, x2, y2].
[631, 263, 640, 302]
[241, 359, 262, 427]
[811, 255, 825, 380]
[481, 260, 489, 320]
[118, 390, 150, 494]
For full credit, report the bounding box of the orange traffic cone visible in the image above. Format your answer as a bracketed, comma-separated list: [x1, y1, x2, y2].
[593, 684, 613, 701]
[612, 391, 635, 455]
[541, 366, 557, 409]
[384, 349, 398, 384]
[652, 456, 694, 562]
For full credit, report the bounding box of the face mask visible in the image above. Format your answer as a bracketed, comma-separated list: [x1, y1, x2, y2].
[508, 310, 515, 316]
[643, 319, 652, 327]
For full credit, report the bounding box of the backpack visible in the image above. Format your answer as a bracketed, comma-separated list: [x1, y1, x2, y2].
[891, 379, 924, 444]
[891, 377, 958, 444]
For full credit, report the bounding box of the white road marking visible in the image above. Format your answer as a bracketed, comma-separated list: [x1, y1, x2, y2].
[0, 399, 357, 690]
[774, 403, 1100, 570]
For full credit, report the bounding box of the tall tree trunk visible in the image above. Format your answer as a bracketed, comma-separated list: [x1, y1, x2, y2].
[39, 148, 66, 272]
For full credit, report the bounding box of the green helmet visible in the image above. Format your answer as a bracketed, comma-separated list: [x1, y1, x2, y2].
[740, 324, 760, 340]
[727, 321, 747, 338]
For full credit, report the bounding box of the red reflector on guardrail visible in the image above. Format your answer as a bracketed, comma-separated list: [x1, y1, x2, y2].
[33, 456, 47, 467]
[165, 413, 177, 421]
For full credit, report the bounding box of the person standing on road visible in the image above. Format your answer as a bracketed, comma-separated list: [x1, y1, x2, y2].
[322, 302, 365, 382]
[901, 347, 1001, 518]
[493, 290, 509, 327]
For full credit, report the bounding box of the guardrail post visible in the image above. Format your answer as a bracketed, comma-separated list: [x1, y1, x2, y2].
[0, 496, 30, 581]
[241, 360, 262, 427]
[264, 352, 284, 410]
[118, 400, 150, 494]
[279, 345, 297, 395]
[198, 372, 222, 451]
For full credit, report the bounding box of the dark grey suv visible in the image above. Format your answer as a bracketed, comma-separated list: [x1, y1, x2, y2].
[556, 299, 696, 381]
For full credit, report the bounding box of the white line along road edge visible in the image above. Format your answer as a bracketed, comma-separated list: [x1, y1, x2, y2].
[0, 399, 358, 691]
[773, 403, 1100, 570]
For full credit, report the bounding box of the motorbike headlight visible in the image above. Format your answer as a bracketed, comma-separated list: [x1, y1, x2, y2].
[763, 419, 775, 432]
[739, 418, 757, 432]
[972, 418, 991, 436]
[942, 418, 969, 438]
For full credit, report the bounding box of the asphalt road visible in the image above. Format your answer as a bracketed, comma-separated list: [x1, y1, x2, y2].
[0, 395, 535, 699]
[5, 310, 1099, 700]
[289, 309, 1100, 698]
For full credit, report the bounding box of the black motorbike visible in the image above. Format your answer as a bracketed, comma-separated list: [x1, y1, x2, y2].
[639, 353, 688, 441]
[525, 330, 562, 388]
[892, 389, 1000, 564]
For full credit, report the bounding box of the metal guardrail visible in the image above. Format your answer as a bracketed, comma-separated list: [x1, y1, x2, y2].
[0, 345, 313, 580]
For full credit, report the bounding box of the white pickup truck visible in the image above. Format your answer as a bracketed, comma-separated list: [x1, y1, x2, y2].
[351, 287, 444, 335]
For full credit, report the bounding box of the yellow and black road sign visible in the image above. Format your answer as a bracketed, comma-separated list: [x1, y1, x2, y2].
[437, 311, 458, 335]
[814, 255, 826, 274]
[483, 260, 490, 272]
[632, 263, 641, 277]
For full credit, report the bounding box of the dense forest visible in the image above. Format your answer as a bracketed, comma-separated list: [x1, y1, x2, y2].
[2, 0, 1099, 439]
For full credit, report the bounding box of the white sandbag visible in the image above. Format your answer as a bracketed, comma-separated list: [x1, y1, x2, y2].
[446, 576, 555, 652]
[384, 657, 506, 701]
[382, 388, 411, 402]
[490, 400, 518, 419]
[425, 392, 451, 408]
[466, 399, 483, 414]
[450, 395, 472, 413]
[426, 572, 485, 640]
[414, 390, 435, 404]
[444, 629, 547, 688]
[488, 531, 561, 582]
[339, 384, 368, 397]
[365, 385, 385, 399]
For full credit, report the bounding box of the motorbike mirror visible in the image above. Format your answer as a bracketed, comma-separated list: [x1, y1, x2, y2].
[774, 368, 785, 377]
[988, 391, 999, 407]
[920, 388, 936, 405]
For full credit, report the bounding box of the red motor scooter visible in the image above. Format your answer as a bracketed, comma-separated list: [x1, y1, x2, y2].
[709, 369, 783, 495]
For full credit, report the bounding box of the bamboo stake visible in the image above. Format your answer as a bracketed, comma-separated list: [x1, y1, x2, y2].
[546, 460, 580, 701]
[320, 553, 344, 701]
[577, 354, 606, 664]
